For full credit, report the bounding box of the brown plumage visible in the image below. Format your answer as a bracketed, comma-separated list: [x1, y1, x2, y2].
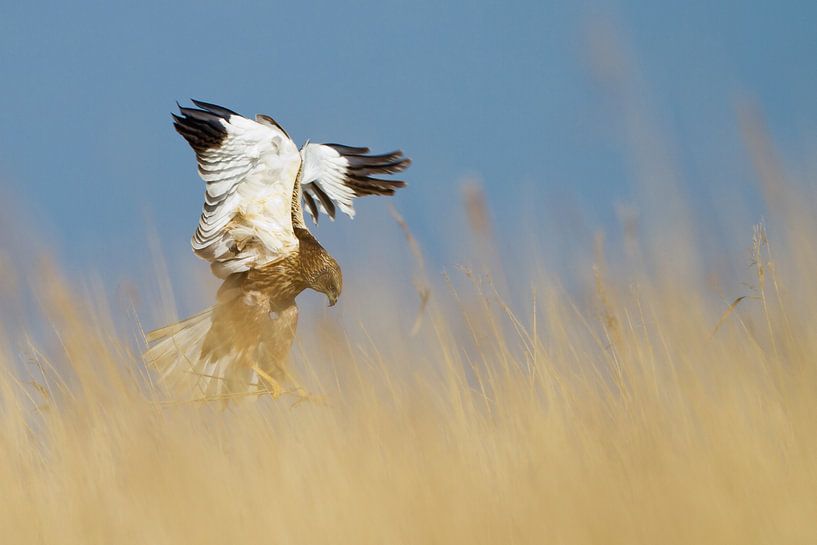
[144, 101, 404, 401]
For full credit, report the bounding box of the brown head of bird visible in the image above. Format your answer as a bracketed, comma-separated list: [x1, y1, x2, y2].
[308, 255, 343, 307]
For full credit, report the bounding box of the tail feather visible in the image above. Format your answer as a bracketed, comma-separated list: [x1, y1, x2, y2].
[145, 308, 254, 398]
[143, 300, 298, 401]
[145, 307, 213, 343]
[144, 309, 215, 395]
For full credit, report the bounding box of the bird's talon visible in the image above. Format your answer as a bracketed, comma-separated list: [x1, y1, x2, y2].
[252, 365, 284, 399]
[289, 388, 328, 408]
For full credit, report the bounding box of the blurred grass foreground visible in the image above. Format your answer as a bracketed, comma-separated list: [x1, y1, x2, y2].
[1, 115, 817, 544]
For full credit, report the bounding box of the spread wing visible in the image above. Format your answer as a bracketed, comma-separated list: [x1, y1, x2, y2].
[299, 143, 410, 222]
[173, 100, 302, 278]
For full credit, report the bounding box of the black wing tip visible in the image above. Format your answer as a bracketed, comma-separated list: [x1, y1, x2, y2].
[343, 150, 412, 176]
[172, 99, 232, 153]
[327, 145, 412, 197]
[189, 99, 239, 118]
[310, 183, 337, 220]
[345, 175, 408, 198]
[303, 191, 319, 224]
[326, 143, 371, 155]
[255, 113, 291, 138]
[172, 99, 237, 123]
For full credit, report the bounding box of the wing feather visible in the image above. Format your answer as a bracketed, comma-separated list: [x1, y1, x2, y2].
[302, 191, 319, 223]
[174, 101, 302, 278]
[298, 142, 410, 222]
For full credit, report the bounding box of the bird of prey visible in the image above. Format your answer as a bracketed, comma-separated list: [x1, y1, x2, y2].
[144, 100, 409, 400]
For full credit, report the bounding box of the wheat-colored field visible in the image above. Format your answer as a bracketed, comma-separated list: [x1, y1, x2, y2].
[1, 120, 816, 544]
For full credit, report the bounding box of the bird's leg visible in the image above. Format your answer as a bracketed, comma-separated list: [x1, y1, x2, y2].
[283, 369, 329, 408]
[251, 365, 284, 399]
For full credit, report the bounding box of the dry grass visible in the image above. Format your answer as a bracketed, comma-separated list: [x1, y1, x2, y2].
[1, 120, 817, 544]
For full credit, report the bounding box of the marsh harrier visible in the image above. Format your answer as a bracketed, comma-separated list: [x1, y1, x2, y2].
[145, 100, 409, 400]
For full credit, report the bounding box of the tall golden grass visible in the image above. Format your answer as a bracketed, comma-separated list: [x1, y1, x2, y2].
[1, 114, 816, 544]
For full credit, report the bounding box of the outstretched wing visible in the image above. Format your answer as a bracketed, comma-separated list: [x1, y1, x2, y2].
[299, 143, 410, 222]
[173, 100, 302, 278]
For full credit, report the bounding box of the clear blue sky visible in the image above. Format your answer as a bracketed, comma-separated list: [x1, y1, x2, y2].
[1, 0, 815, 286]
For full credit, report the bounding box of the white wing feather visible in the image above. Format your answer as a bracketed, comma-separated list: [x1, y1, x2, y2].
[299, 143, 410, 223]
[174, 102, 302, 278]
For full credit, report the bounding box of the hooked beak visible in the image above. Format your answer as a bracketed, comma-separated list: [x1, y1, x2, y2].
[327, 294, 338, 307]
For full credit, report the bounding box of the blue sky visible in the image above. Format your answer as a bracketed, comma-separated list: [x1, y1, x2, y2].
[1, 0, 815, 291]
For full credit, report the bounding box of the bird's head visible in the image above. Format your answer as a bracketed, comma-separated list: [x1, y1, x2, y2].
[310, 257, 343, 307]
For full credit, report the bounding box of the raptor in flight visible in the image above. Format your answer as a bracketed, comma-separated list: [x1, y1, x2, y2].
[145, 100, 409, 400]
